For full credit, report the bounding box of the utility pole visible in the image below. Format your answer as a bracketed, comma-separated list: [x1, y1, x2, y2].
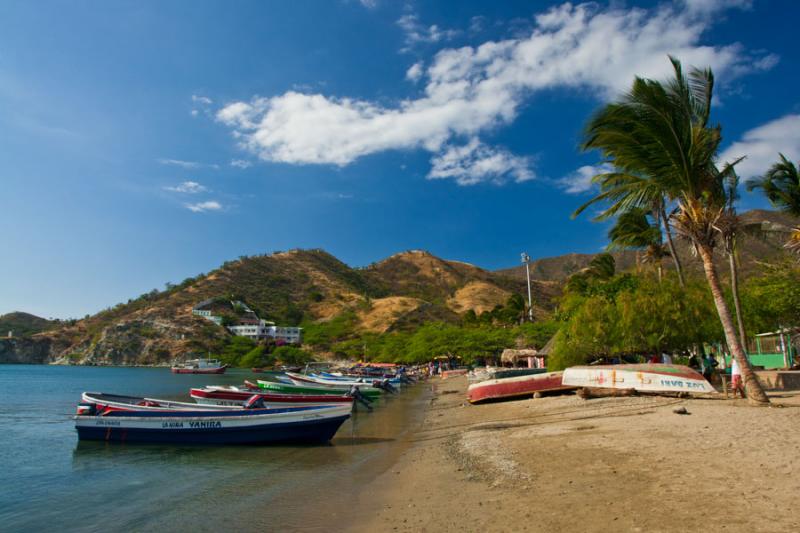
[520, 252, 534, 322]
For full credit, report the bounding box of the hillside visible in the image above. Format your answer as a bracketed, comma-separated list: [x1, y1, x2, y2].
[498, 209, 798, 282]
[1, 249, 553, 365]
[0, 312, 57, 337]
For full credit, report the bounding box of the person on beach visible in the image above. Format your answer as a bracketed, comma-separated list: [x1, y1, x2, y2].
[702, 353, 718, 382]
[661, 352, 673, 364]
[649, 354, 660, 364]
[731, 356, 745, 398]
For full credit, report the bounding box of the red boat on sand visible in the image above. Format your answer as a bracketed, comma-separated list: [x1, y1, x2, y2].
[170, 358, 227, 374]
[467, 371, 575, 403]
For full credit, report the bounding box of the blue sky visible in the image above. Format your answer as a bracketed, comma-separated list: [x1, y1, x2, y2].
[1, 0, 799, 318]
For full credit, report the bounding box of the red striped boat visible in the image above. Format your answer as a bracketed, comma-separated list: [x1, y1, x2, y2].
[467, 371, 575, 403]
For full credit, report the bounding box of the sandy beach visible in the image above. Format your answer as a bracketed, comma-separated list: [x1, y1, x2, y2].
[349, 376, 800, 533]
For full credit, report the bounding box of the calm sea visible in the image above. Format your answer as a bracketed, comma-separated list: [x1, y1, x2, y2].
[0, 365, 430, 532]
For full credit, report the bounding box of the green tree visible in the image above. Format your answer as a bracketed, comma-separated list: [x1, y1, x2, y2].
[746, 153, 800, 254]
[608, 208, 668, 280]
[577, 57, 768, 404]
[273, 345, 313, 365]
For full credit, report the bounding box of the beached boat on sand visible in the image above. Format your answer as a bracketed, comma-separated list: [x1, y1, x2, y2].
[75, 392, 351, 444]
[190, 386, 354, 408]
[561, 364, 715, 394]
[467, 371, 574, 403]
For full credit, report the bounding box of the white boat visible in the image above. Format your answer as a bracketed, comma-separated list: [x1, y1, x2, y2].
[561, 364, 715, 394]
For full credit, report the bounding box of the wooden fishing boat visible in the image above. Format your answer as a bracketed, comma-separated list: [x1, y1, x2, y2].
[257, 379, 383, 399]
[75, 392, 351, 444]
[170, 358, 227, 374]
[561, 364, 715, 394]
[288, 372, 403, 388]
[190, 386, 354, 407]
[467, 371, 574, 403]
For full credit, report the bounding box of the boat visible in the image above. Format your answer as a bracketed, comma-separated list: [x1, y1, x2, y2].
[75, 392, 351, 444]
[284, 372, 397, 390]
[171, 358, 227, 374]
[467, 371, 575, 403]
[190, 386, 355, 408]
[468, 367, 547, 383]
[257, 379, 383, 399]
[561, 364, 716, 394]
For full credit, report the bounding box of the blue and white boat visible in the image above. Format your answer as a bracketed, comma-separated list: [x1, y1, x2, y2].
[74, 392, 351, 445]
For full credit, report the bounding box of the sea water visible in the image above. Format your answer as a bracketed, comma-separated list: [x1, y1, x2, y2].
[0, 365, 430, 532]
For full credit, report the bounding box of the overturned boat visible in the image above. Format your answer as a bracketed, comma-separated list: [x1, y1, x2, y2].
[561, 364, 715, 394]
[75, 392, 351, 445]
[467, 371, 574, 403]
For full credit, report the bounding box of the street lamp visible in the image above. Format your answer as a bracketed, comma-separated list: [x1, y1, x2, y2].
[521, 252, 534, 322]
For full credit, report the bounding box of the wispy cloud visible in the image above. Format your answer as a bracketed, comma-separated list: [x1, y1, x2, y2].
[720, 113, 800, 179]
[158, 158, 219, 170]
[164, 181, 207, 194]
[191, 94, 214, 117]
[559, 164, 613, 194]
[230, 159, 253, 169]
[397, 13, 458, 51]
[359, 0, 378, 8]
[217, 1, 772, 186]
[428, 138, 533, 186]
[185, 200, 223, 213]
[406, 61, 423, 83]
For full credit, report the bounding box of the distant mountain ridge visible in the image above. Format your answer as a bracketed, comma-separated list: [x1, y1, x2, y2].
[1, 249, 557, 365]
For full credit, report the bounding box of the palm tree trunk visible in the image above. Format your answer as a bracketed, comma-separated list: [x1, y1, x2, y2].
[728, 248, 747, 346]
[659, 207, 685, 287]
[696, 244, 769, 405]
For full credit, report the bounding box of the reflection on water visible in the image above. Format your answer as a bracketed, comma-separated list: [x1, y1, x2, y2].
[0, 365, 429, 532]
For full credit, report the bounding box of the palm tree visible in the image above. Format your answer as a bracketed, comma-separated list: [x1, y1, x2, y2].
[607, 208, 669, 280]
[578, 56, 769, 405]
[573, 173, 686, 286]
[746, 153, 800, 254]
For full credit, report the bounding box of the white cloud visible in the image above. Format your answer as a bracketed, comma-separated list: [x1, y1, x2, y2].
[683, 0, 752, 15]
[158, 158, 202, 169]
[406, 61, 423, 83]
[230, 159, 253, 169]
[559, 164, 614, 194]
[185, 200, 222, 213]
[397, 13, 458, 51]
[164, 181, 207, 194]
[192, 94, 213, 105]
[428, 138, 533, 186]
[217, 1, 776, 185]
[720, 114, 800, 179]
[359, 0, 377, 8]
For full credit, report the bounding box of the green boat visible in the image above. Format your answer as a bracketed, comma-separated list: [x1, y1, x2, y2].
[257, 380, 383, 399]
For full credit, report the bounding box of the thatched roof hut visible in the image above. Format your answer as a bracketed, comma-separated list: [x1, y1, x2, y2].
[501, 348, 538, 365]
[538, 335, 557, 357]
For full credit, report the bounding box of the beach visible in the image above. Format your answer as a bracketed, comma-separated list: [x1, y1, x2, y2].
[350, 376, 800, 533]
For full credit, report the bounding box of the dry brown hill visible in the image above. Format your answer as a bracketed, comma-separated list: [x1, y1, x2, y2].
[2, 249, 552, 365]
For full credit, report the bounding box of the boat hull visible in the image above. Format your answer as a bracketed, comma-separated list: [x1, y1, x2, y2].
[75, 414, 349, 444]
[257, 380, 382, 399]
[467, 371, 574, 403]
[170, 366, 227, 374]
[561, 364, 715, 394]
[190, 388, 354, 407]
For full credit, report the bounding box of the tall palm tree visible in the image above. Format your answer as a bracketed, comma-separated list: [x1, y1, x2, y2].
[573, 173, 686, 286]
[579, 56, 769, 405]
[607, 208, 669, 280]
[746, 153, 800, 254]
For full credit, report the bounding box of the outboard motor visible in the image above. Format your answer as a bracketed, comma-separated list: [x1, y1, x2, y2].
[244, 394, 265, 409]
[76, 402, 97, 416]
[347, 385, 373, 410]
[374, 378, 397, 394]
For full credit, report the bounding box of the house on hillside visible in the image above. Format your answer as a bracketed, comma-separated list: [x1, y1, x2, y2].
[192, 298, 303, 344]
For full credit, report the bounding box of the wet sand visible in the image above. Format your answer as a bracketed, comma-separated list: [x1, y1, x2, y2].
[348, 376, 800, 533]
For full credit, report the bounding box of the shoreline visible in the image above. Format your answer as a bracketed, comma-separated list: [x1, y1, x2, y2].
[347, 376, 800, 532]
